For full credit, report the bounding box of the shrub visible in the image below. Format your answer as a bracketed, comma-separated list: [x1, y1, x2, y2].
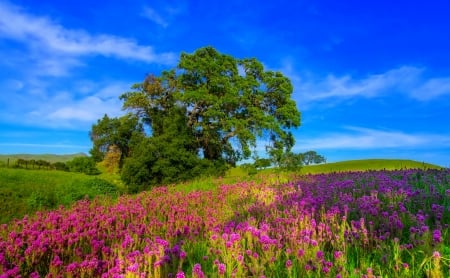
[82, 178, 119, 196]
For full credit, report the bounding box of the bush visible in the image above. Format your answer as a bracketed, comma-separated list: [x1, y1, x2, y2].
[66, 157, 100, 175]
[82, 178, 119, 196]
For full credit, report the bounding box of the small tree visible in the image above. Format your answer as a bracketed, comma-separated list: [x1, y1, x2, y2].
[103, 144, 122, 174]
[301, 151, 326, 165]
[279, 152, 303, 172]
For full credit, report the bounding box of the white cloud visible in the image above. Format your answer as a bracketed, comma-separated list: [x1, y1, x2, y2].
[141, 2, 187, 28]
[0, 79, 130, 129]
[25, 83, 129, 128]
[281, 64, 450, 107]
[294, 126, 450, 151]
[294, 66, 423, 103]
[410, 77, 450, 100]
[0, 2, 176, 64]
[141, 7, 169, 28]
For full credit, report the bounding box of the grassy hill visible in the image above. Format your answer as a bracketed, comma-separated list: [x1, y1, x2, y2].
[300, 159, 443, 174]
[0, 153, 87, 165]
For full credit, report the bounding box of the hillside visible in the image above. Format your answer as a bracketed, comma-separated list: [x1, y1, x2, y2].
[0, 153, 87, 165]
[300, 158, 443, 174]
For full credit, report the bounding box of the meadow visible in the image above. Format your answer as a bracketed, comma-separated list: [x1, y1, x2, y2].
[0, 164, 449, 277]
[0, 168, 120, 224]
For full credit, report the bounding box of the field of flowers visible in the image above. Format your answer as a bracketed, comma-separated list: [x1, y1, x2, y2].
[1, 169, 449, 277]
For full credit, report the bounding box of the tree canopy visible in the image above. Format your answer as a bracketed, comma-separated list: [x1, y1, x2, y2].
[90, 46, 301, 190]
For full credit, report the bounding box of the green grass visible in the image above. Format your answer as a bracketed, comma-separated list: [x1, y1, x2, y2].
[0, 153, 87, 166]
[300, 159, 443, 174]
[0, 168, 120, 223]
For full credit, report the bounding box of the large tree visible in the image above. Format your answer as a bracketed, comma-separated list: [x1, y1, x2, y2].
[90, 46, 301, 188]
[121, 46, 300, 163]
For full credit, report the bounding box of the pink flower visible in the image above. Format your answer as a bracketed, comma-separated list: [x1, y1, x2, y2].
[192, 264, 205, 278]
[402, 263, 409, 269]
[316, 250, 324, 260]
[176, 271, 186, 278]
[127, 263, 139, 273]
[433, 251, 441, 259]
[218, 263, 226, 275]
[179, 250, 187, 260]
[334, 251, 343, 259]
[285, 259, 293, 268]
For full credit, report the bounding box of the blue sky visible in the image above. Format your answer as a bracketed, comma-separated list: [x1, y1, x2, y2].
[1, 0, 450, 167]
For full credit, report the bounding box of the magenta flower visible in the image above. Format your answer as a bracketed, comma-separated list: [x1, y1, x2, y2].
[176, 271, 186, 278]
[316, 250, 324, 260]
[179, 250, 187, 259]
[334, 251, 343, 259]
[285, 259, 293, 268]
[127, 263, 139, 273]
[192, 263, 205, 278]
[402, 263, 409, 269]
[218, 263, 226, 275]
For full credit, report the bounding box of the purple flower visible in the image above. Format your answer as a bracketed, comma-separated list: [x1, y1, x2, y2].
[192, 264, 205, 278]
[127, 263, 139, 273]
[230, 233, 241, 242]
[50, 255, 63, 267]
[334, 251, 343, 259]
[30, 272, 40, 278]
[176, 271, 186, 278]
[179, 250, 187, 260]
[218, 263, 226, 275]
[285, 259, 293, 268]
[316, 250, 324, 260]
[432, 229, 442, 243]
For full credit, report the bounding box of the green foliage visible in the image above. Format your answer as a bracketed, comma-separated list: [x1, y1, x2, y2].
[91, 46, 301, 189]
[66, 157, 100, 175]
[278, 151, 304, 171]
[81, 178, 119, 196]
[52, 161, 69, 171]
[121, 134, 226, 193]
[301, 150, 326, 165]
[254, 158, 272, 169]
[89, 113, 145, 163]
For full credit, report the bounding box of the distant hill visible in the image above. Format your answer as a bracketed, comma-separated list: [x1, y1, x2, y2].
[301, 159, 444, 174]
[0, 153, 87, 164]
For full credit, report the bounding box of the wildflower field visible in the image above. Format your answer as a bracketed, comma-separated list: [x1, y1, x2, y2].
[1, 169, 449, 277]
